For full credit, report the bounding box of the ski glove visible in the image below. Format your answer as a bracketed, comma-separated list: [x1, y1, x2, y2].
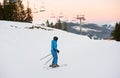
[57, 50, 60, 53]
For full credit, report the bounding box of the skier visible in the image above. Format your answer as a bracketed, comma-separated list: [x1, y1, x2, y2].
[49, 36, 60, 68]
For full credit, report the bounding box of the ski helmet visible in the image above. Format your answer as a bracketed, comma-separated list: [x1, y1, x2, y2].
[53, 36, 58, 41]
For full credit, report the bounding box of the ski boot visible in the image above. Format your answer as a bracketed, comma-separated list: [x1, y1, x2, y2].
[49, 64, 59, 68]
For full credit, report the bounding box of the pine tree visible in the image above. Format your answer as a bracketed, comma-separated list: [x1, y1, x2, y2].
[111, 22, 120, 41]
[46, 20, 50, 27]
[3, 1, 22, 21]
[24, 8, 33, 23]
[56, 19, 62, 29]
[17, 0, 26, 21]
[3, 3, 11, 20]
[10, 2, 20, 21]
[3, 0, 33, 22]
[50, 22, 54, 28]
[0, 2, 4, 20]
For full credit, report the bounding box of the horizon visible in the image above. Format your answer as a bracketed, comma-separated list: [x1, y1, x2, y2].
[0, 0, 120, 24]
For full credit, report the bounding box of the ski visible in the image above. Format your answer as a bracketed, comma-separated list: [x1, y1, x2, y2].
[43, 64, 68, 70]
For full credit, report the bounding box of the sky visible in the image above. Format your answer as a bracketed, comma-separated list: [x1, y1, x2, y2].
[0, 0, 120, 24]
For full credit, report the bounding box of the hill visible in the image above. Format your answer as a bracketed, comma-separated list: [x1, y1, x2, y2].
[0, 21, 120, 78]
[63, 22, 114, 39]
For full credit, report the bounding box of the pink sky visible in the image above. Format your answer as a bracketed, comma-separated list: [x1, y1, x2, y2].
[0, 0, 120, 24]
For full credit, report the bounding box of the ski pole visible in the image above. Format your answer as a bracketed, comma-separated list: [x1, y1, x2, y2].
[44, 57, 53, 65]
[40, 53, 51, 61]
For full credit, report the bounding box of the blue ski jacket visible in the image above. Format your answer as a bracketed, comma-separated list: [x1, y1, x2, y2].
[51, 40, 58, 54]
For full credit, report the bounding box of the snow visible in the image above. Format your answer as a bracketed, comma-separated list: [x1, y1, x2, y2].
[0, 20, 120, 78]
[72, 26, 101, 32]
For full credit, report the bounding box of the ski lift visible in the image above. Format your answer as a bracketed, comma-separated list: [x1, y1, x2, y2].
[72, 19, 76, 21]
[59, 15, 63, 18]
[32, 4, 39, 13]
[40, 2, 46, 12]
[76, 15, 85, 21]
[40, 7, 46, 12]
[34, 4, 37, 10]
[58, 12, 63, 18]
[51, 13, 56, 18]
[71, 17, 77, 21]
[33, 11, 39, 13]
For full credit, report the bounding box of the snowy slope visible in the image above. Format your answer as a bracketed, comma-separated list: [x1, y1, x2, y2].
[0, 21, 120, 78]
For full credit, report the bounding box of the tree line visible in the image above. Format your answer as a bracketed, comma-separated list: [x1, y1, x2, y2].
[46, 19, 120, 41]
[46, 19, 68, 31]
[0, 0, 33, 23]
